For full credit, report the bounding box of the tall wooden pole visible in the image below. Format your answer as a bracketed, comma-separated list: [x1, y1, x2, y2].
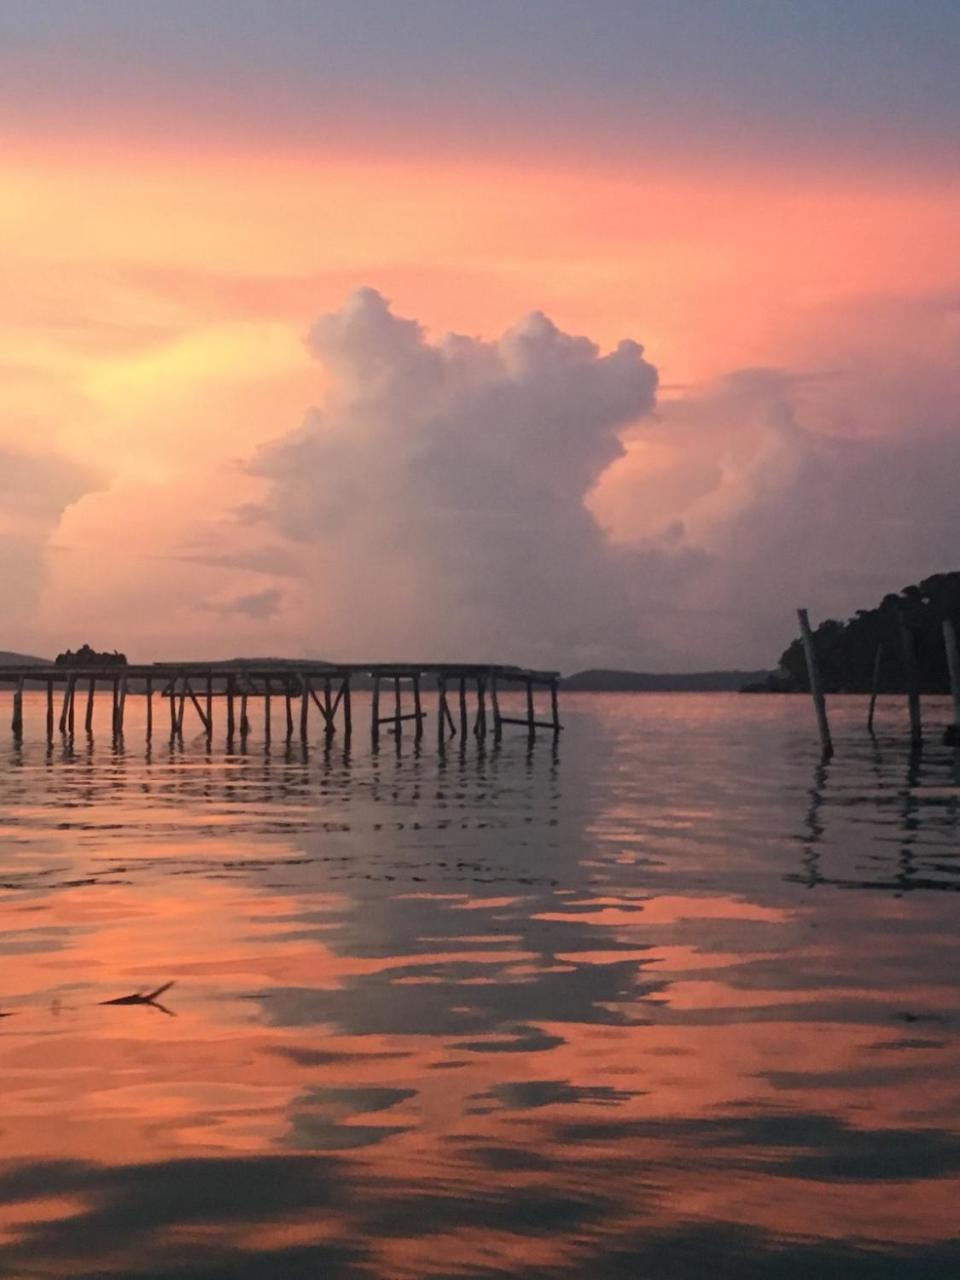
[264, 677, 272, 743]
[169, 678, 177, 736]
[897, 610, 922, 747]
[146, 676, 153, 741]
[867, 643, 883, 734]
[371, 675, 380, 744]
[797, 608, 833, 758]
[474, 676, 486, 738]
[324, 678, 333, 737]
[206, 676, 213, 737]
[45, 679, 54, 740]
[67, 676, 76, 737]
[942, 619, 960, 744]
[525, 679, 535, 740]
[117, 675, 127, 736]
[550, 678, 561, 733]
[393, 677, 402, 737]
[284, 682, 294, 739]
[239, 682, 250, 736]
[85, 679, 96, 733]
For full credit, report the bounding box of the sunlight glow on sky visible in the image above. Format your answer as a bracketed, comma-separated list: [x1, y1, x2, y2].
[2, 1, 959, 668]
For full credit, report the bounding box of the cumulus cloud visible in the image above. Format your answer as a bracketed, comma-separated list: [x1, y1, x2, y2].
[232, 287, 960, 672]
[244, 288, 660, 667]
[0, 447, 103, 644]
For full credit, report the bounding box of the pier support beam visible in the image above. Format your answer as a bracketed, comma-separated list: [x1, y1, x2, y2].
[146, 676, 153, 741]
[46, 679, 54, 740]
[85, 679, 96, 733]
[867, 643, 883, 734]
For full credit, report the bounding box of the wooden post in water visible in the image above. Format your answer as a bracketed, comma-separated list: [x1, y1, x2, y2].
[168, 678, 177, 736]
[323, 678, 333, 737]
[525, 679, 536, 740]
[59, 678, 72, 736]
[371, 675, 380, 744]
[45, 679, 54, 740]
[867, 643, 883, 734]
[226, 675, 235, 740]
[342, 677, 352, 739]
[897, 610, 922, 747]
[299, 676, 310, 741]
[146, 676, 153, 741]
[458, 677, 467, 739]
[263, 677, 272, 743]
[239, 681, 250, 737]
[284, 681, 294, 740]
[11, 675, 24, 739]
[490, 675, 502, 740]
[117, 675, 127, 736]
[941, 619, 960, 745]
[176, 677, 187, 736]
[206, 676, 213, 737]
[797, 608, 833, 758]
[550, 678, 561, 733]
[413, 674, 423, 739]
[85, 679, 96, 733]
[436, 676, 446, 747]
[393, 677, 402, 737]
[474, 676, 487, 738]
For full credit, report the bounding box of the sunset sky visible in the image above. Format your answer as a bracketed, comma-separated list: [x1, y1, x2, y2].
[3, 0, 959, 669]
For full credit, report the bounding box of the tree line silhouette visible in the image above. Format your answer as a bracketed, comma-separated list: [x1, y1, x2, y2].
[757, 572, 960, 694]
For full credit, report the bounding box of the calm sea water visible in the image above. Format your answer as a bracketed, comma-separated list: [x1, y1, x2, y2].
[0, 691, 958, 1279]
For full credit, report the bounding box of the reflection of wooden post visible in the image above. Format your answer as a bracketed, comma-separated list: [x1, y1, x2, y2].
[797, 608, 833, 757]
[897, 610, 922, 747]
[942, 620, 960, 744]
[867, 644, 883, 734]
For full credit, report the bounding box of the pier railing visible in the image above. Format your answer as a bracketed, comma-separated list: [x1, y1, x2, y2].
[0, 662, 562, 745]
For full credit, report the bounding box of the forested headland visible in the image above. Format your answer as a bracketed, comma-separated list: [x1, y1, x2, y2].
[751, 572, 960, 694]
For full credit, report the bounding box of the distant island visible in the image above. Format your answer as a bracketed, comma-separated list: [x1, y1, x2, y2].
[562, 668, 771, 692]
[749, 571, 960, 695]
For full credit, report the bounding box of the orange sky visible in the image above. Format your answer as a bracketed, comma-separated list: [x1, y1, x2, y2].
[3, 125, 960, 662]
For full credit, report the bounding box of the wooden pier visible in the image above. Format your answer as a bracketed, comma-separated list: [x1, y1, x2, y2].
[0, 662, 562, 746]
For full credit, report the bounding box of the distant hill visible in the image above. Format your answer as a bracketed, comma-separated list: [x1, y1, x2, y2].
[562, 668, 772, 692]
[0, 651, 50, 667]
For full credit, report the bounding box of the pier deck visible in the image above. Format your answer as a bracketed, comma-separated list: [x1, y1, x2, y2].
[0, 662, 562, 744]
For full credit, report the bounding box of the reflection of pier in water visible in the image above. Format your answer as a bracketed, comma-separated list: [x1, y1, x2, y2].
[795, 740, 960, 893]
[0, 662, 562, 748]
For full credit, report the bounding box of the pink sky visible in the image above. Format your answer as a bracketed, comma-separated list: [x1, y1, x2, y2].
[3, 5, 960, 669]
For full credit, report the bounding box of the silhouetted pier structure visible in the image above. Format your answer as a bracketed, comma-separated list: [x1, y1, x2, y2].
[0, 662, 562, 745]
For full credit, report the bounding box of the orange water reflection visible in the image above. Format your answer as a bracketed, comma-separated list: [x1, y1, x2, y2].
[0, 694, 958, 1276]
